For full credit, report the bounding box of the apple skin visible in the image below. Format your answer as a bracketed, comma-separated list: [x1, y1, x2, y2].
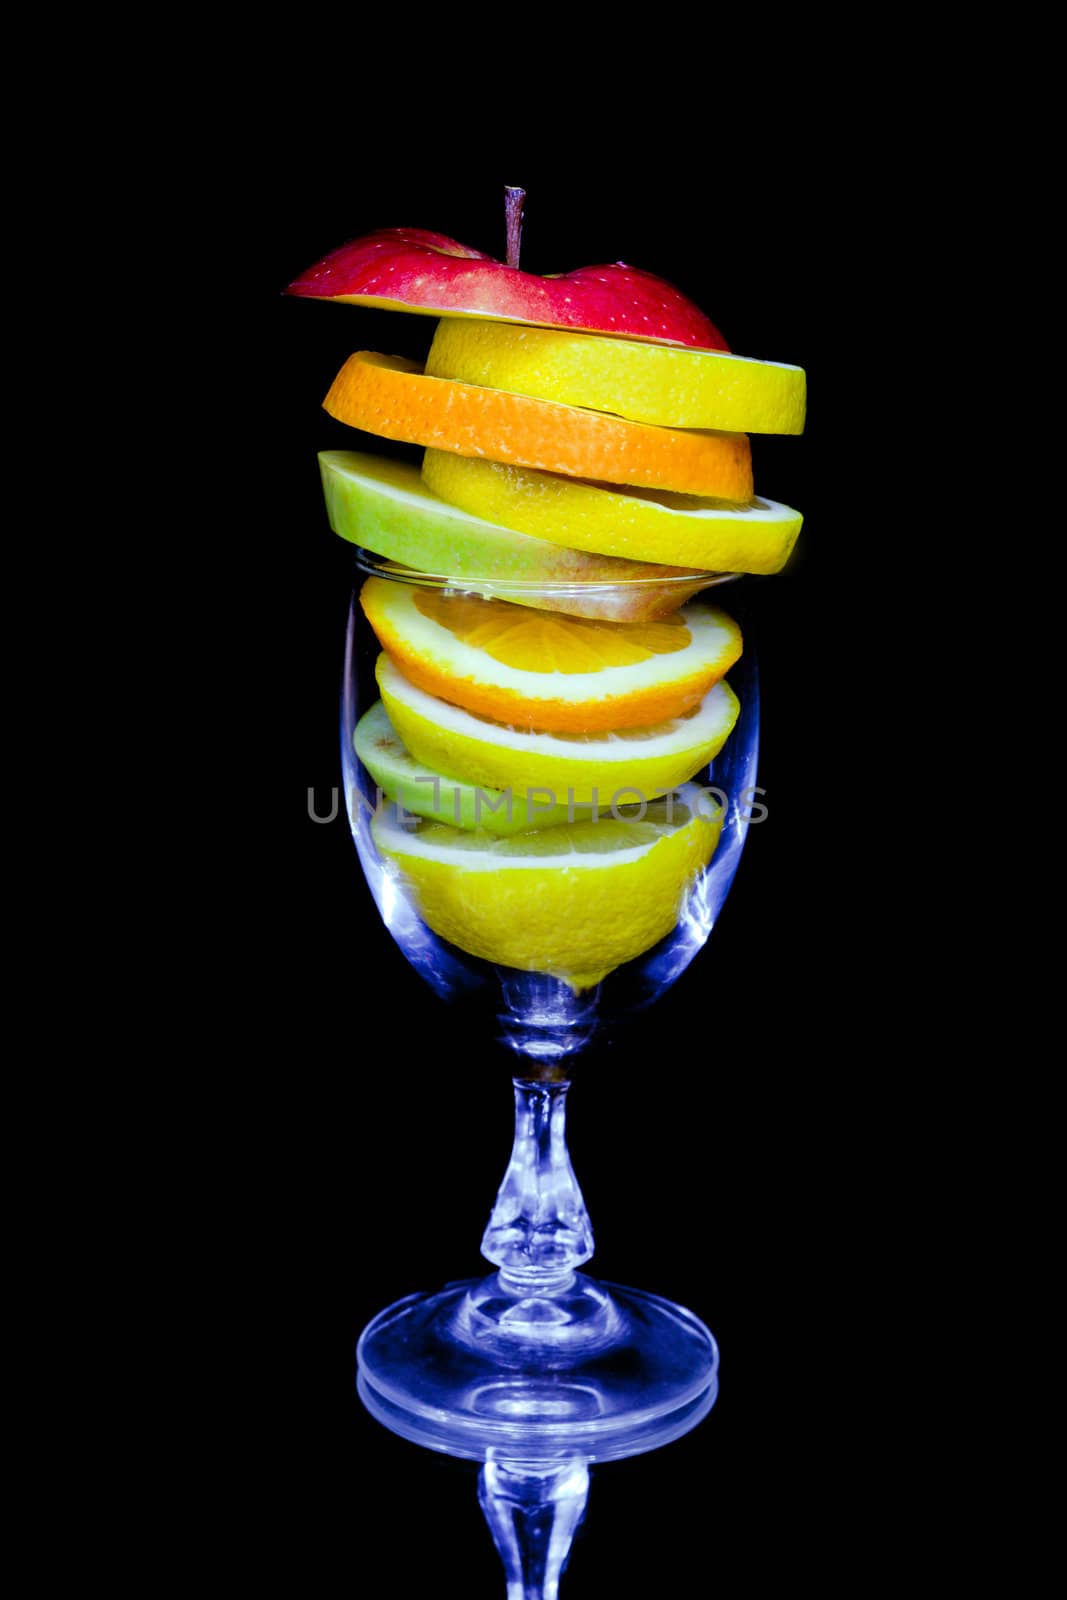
[287, 227, 728, 351]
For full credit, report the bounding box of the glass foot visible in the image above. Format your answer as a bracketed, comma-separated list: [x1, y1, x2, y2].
[357, 1274, 718, 1464]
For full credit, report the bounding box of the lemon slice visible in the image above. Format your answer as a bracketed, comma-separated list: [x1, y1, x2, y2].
[423, 451, 802, 574]
[372, 784, 724, 991]
[427, 318, 806, 434]
[376, 653, 740, 804]
[354, 701, 590, 834]
[362, 577, 742, 733]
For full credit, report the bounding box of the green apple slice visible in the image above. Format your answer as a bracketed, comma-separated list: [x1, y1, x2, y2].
[354, 701, 591, 835]
[319, 451, 712, 621]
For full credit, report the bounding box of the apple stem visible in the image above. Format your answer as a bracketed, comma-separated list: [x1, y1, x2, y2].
[505, 186, 525, 269]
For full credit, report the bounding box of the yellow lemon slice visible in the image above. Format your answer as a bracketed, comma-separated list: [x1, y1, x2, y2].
[361, 577, 742, 733]
[376, 653, 740, 804]
[371, 784, 724, 991]
[427, 318, 806, 434]
[423, 450, 803, 574]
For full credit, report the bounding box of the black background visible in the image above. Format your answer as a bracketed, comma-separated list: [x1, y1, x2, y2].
[226, 155, 898, 1594]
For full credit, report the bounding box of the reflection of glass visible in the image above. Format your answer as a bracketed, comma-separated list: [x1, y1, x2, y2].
[343, 555, 759, 1596]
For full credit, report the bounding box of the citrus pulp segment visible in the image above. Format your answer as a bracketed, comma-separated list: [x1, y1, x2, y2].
[426, 320, 807, 433]
[371, 785, 724, 991]
[361, 578, 742, 733]
[318, 451, 711, 622]
[322, 352, 754, 499]
[422, 451, 803, 574]
[375, 653, 741, 804]
[354, 701, 589, 834]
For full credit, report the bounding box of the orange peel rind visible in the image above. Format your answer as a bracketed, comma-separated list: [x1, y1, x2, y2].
[323, 352, 754, 500]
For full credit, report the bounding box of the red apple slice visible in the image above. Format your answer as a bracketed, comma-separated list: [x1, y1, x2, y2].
[286, 227, 727, 351]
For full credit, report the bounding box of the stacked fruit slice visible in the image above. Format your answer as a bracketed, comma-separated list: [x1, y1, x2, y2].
[352, 581, 745, 989]
[319, 330, 804, 590]
[290, 221, 805, 987]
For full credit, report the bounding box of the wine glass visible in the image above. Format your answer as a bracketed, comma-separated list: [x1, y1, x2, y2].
[341, 554, 759, 1597]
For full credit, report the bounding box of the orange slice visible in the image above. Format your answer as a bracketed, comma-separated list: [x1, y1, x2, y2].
[361, 577, 742, 733]
[324, 352, 754, 500]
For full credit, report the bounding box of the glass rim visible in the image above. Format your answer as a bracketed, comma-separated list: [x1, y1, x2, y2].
[353, 548, 744, 596]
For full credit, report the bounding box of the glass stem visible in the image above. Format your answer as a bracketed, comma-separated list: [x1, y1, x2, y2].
[481, 1077, 594, 1293]
[479, 1455, 589, 1600]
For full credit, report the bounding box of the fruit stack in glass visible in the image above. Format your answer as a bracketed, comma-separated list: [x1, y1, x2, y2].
[290, 222, 805, 991]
